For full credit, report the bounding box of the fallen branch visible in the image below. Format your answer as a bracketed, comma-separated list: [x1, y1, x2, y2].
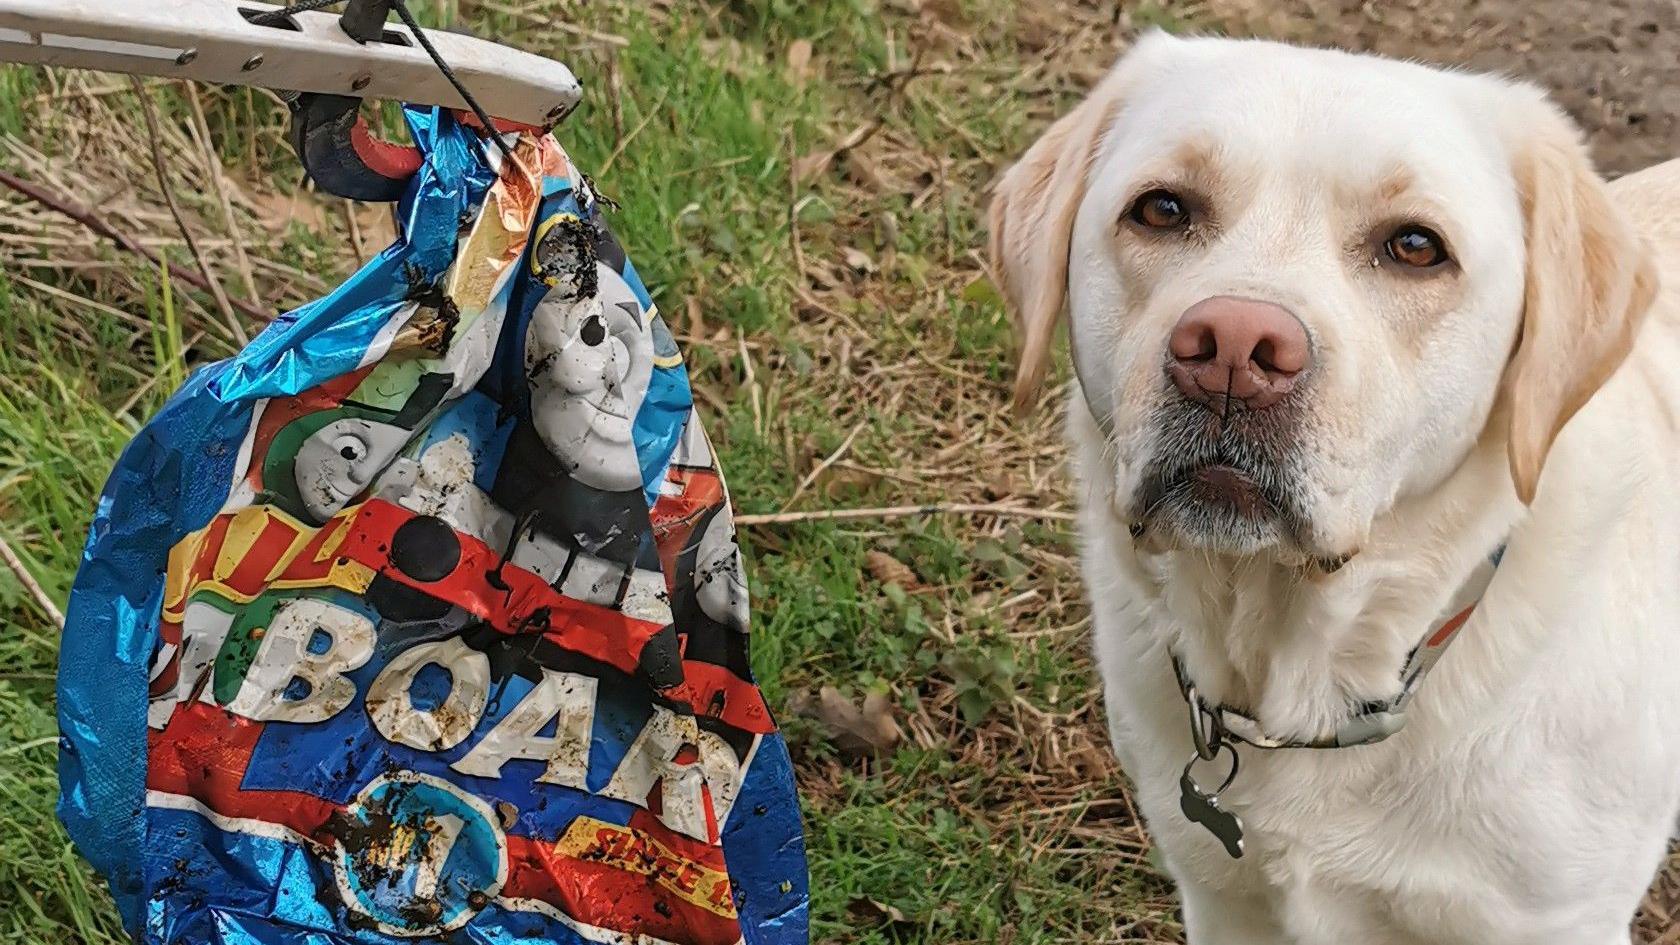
[778, 417, 867, 512]
[0, 168, 271, 325]
[186, 82, 261, 319]
[598, 86, 671, 176]
[477, 0, 629, 46]
[131, 76, 247, 344]
[735, 502, 1076, 526]
[0, 532, 64, 630]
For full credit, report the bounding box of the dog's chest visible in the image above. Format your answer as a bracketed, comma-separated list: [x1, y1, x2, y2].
[1127, 712, 1537, 941]
[1104, 631, 1670, 945]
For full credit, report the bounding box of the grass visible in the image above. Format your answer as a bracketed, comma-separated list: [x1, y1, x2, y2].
[0, 2, 1193, 942]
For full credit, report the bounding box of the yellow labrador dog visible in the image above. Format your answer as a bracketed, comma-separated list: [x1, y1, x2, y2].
[990, 32, 1680, 944]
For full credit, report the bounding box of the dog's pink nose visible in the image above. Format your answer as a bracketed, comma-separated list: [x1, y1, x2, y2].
[1167, 296, 1310, 410]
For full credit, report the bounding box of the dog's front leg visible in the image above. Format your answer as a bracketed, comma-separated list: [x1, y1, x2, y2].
[1180, 879, 1292, 945]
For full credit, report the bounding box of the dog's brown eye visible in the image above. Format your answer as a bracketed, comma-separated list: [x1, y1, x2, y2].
[1129, 189, 1190, 229]
[1384, 225, 1449, 268]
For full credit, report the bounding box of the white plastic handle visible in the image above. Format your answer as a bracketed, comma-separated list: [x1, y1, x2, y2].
[0, 0, 582, 127]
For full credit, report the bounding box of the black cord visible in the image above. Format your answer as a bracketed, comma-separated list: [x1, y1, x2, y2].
[388, 0, 519, 164]
[248, 0, 341, 27]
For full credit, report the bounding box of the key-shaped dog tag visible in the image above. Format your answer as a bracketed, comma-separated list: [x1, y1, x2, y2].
[1180, 748, 1245, 858]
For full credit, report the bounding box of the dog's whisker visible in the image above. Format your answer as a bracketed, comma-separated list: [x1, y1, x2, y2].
[1314, 552, 1354, 574]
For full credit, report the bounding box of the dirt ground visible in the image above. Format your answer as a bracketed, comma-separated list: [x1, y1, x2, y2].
[1212, 0, 1680, 175]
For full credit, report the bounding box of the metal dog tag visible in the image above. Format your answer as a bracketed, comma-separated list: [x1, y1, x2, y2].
[1180, 749, 1245, 858]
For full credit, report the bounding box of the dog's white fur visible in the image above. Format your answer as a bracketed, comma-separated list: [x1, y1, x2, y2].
[990, 33, 1680, 944]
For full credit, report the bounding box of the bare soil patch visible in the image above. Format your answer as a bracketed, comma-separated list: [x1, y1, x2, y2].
[1213, 0, 1680, 175]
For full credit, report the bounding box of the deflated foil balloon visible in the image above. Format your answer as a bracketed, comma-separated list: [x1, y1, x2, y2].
[58, 108, 810, 945]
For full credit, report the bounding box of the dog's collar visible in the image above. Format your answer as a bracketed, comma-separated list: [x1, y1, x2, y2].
[1172, 544, 1506, 858]
[1173, 543, 1506, 751]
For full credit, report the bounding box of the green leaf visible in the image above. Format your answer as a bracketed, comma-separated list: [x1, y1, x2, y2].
[957, 686, 992, 725]
[960, 273, 1002, 307]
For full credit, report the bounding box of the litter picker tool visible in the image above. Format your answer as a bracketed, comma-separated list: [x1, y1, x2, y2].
[0, 0, 581, 198]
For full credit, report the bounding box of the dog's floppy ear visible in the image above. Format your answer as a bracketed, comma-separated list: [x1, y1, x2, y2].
[987, 67, 1129, 413]
[1504, 97, 1658, 503]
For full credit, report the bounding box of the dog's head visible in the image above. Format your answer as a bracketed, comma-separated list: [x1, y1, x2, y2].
[990, 34, 1656, 561]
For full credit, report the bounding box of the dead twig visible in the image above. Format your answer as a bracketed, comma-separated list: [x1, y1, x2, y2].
[130, 76, 248, 344]
[0, 532, 63, 630]
[0, 169, 271, 325]
[342, 199, 367, 266]
[605, 46, 626, 154]
[780, 417, 867, 512]
[185, 82, 262, 310]
[476, 0, 629, 46]
[736, 502, 1075, 527]
[599, 87, 671, 176]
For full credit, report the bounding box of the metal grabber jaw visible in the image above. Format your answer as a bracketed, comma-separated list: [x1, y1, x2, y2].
[272, 0, 566, 201]
[287, 90, 424, 202]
